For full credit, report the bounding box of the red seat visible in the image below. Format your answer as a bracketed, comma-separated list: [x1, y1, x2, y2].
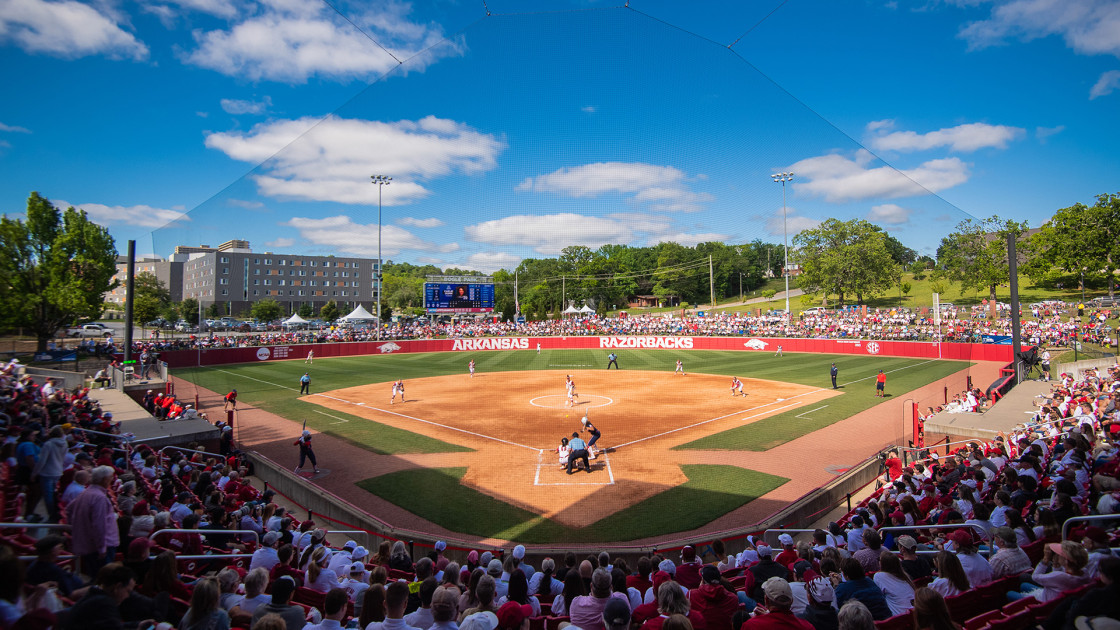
[984, 609, 1035, 630]
[529, 617, 546, 630]
[873, 612, 912, 630]
[963, 610, 1003, 630]
[546, 617, 570, 630]
[1026, 599, 1060, 622]
[947, 589, 986, 623]
[998, 598, 1034, 617]
[294, 586, 326, 609]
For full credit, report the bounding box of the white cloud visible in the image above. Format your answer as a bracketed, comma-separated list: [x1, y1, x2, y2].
[465, 213, 635, 256]
[156, 0, 239, 19]
[1035, 125, 1065, 141]
[650, 232, 731, 247]
[58, 200, 190, 228]
[284, 215, 456, 256]
[790, 149, 970, 203]
[465, 251, 522, 273]
[516, 162, 712, 212]
[958, 0, 1120, 58]
[182, 0, 461, 82]
[1090, 70, 1120, 99]
[0, 122, 30, 133]
[264, 237, 295, 248]
[205, 115, 506, 205]
[866, 120, 1024, 152]
[227, 198, 265, 209]
[397, 217, 444, 228]
[867, 203, 913, 225]
[220, 96, 272, 115]
[0, 0, 148, 60]
[765, 209, 821, 239]
[581, 106, 596, 113]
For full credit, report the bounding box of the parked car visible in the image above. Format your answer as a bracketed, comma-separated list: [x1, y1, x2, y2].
[68, 323, 113, 338]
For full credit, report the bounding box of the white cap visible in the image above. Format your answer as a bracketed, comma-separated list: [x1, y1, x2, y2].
[513, 544, 525, 560]
[778, 533, 794, 546]
[302, 430, 310, 437]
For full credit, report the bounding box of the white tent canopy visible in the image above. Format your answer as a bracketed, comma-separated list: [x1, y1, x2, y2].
[579, 304, 595, 314]
[283, 313, 308, 324]
[341, 304, 377, 321]
[562, 304, 581, 314]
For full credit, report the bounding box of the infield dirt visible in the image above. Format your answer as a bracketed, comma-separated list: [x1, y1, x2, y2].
[307, 369, 834, 527]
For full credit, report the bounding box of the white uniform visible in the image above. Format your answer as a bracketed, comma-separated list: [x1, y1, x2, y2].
[391, 383, 400, 404]
[675, 360, 684, 375]
[469, 360, 475, 377]
[306, 350, 314, 364]
[558, 443, 570, 467]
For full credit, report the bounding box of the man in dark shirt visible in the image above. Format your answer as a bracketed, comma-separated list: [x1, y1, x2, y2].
[25, 535, 84, 597]
[833, 559, 891, 621]
[60, 563, 154, 630]
[749, 545, 789, 603]
[895, 536, 933, 580]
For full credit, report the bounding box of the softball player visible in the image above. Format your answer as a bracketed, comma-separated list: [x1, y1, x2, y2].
[730, 377, 744, 396]
[675, 360, 685, 375]
[468, 359, 475, 378]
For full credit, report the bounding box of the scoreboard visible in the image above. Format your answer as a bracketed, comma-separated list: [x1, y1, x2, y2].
[424, 281, 495, 313]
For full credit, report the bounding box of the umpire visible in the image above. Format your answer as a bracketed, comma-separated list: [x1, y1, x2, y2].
[566, 432, 590, 474]
[607, 352, 619, 369]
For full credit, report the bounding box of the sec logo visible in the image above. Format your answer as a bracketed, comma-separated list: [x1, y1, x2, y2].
[256, 347, 271, 361]
[866, 342, 881, 355]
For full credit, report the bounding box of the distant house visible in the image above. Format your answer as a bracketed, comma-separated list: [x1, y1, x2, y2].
[629, 295, 660, 308]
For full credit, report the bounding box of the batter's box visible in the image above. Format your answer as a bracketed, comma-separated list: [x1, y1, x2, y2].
[533, 449, 615, 486]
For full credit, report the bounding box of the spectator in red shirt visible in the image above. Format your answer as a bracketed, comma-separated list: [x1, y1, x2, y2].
[627, 557, 653, 596]
[739, 578, 813, 630]
[690, 565, 743, 630]
[774, 535, 798, 570]
[676, 546, 704, 590]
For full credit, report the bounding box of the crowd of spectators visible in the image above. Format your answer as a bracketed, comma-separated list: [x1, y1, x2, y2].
[116, 305, 1119, 356]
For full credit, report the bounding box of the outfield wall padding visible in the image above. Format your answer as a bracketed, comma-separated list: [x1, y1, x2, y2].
[159, 336, 1016, 368]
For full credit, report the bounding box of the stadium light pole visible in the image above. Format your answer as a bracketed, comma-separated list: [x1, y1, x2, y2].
[771, 172, 794, 320]
[371, 175, 392, 340]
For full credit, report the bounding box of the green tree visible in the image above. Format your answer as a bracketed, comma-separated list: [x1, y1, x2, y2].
[132, 272, 170, 330]
[936, 216, 1031, 301]
[205, 302, 222, 318]
[251, 299, 282, 323]
[297, 303, 313, 318]
[794, 218, 898, 306]
[1027, 193, 1120, 296]
[319, 300, 340, 323]
[179, 298, 199, 325]
[0, 192, 118, 351]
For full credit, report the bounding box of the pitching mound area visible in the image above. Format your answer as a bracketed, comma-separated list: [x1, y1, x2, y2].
[307, 370, 837, 527]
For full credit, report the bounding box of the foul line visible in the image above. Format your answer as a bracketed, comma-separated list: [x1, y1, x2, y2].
[795, 405, 828, 419]
[312, 409, 351, 425]
[214, 369, 539, 452]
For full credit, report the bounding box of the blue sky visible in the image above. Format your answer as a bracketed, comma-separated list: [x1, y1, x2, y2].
[1, 0, 1118, 271]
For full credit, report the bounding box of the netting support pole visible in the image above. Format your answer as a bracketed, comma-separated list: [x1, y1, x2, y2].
[1007, 233, 1022, 383]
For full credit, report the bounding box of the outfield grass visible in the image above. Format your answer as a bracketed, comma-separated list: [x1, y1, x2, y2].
[357, 464, 788, 543]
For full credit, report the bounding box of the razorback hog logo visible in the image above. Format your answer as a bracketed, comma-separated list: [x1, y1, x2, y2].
[743, 339, 769, 350]
[451, 338, 530, 351]
[598, 337, 694, 349]
[378, 342, 402, 353]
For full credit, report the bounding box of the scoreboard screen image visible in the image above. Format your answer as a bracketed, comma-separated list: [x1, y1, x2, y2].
[424, 283, 495, 313]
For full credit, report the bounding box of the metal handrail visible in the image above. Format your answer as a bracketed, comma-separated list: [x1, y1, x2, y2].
[149, 528, 260, 545]
[1061, 514, 1120, 541]
[0, 522, 72, 530]
[159, 446, 226, 463]
[877, 523, 992, 557]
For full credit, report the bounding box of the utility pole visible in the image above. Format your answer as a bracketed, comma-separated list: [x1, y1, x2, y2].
[709, 255, 715, 309]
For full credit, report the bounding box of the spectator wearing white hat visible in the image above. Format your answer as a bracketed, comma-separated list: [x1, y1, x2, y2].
[748, 545, 787, 604]
[434, 541, 450, 573]
[512, 545, 534, 579]
[328, 540, 358, 576]
[774, 535, 798, 568]
[251, 532, 283, 572]
[342, 561, 372, 606]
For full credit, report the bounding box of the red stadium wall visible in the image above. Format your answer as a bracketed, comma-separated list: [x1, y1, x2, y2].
[159, 336, 1016, 368]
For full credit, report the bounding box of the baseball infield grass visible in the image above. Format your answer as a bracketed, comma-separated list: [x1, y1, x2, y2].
[357, 464, 788, 543]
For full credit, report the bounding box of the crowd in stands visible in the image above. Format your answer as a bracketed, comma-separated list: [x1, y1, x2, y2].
[4, 332, 1120, 630]
[115, 305, 1120, 356]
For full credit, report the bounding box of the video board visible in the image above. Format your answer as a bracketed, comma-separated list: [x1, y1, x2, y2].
[424, 282, 495, 313]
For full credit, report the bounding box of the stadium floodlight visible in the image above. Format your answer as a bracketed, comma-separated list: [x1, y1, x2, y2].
[371, 175, 392, 340]
[771, 172, 794, 321]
